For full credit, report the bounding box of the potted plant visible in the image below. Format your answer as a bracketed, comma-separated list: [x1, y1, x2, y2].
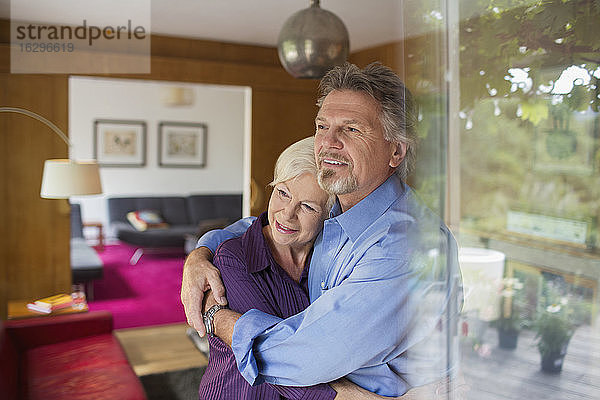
[534, 282, 591, 373]
[493, 277, 525, 349]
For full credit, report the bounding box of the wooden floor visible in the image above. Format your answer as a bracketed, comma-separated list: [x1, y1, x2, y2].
[115, 323, 208, 376]
[460, 322, 600, 400]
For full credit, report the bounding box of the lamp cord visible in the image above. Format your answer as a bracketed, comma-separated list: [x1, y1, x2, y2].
[0, 107, 72, 148]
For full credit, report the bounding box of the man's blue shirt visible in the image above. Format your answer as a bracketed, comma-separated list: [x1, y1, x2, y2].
[197, 174, 461, 396]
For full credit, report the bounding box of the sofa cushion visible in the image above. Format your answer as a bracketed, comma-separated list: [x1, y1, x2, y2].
[24, 334, 145, 400]
[70, 238, 103, 269]
[187, 194, 242, 225]
[108, 197, 189, 226]
[71, 238, 104, 282]
[127, 210, 169, 231]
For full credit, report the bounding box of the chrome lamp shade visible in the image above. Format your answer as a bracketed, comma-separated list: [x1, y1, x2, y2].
[277, 0, 349, 79]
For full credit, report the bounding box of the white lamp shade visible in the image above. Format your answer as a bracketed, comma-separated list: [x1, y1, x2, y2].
[40, 159, 103, 198]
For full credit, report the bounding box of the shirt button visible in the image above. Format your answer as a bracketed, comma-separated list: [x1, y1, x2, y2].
[321, 281, 326, 289]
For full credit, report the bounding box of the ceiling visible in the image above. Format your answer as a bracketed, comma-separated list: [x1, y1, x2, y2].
[0, 0, 405, 52]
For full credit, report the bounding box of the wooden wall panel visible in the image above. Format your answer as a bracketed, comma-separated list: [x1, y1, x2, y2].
[151, 35, 280, 67]
[250, 88, 319, 215]
[350, 41, 406, 81]
[0, 74, 70, 318]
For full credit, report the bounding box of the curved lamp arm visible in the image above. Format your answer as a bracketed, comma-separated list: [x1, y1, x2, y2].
[0, 106, 102, 198]
[0, 107, 72, 148]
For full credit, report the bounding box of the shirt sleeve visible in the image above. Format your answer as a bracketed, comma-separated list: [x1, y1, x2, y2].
[232, 242, 451, 390]
[195, 217, 255, 253]
[215, 247, 337, 400]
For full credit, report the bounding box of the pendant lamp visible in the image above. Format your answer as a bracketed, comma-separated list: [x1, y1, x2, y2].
[277, 0, 349, 79]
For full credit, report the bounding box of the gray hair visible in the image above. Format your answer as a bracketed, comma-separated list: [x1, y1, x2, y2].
[270, 136, 335, 211]
[317, 62, 418, 181]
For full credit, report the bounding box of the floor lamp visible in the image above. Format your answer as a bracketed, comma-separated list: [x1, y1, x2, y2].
[0, 107, 103, 200]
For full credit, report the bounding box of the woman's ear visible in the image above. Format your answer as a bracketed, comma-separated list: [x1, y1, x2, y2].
[389, 142, 407, 168]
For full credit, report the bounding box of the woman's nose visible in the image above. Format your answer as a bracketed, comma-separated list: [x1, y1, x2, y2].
[282, 203, 297, 219]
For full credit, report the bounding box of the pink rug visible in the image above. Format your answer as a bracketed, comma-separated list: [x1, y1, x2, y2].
[88, 243, 187, 329]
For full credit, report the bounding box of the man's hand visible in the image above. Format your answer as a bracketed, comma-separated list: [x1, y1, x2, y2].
[331, 376, 468, 399]
[331, 379, 391, 399]
[180, 247, 227, 336]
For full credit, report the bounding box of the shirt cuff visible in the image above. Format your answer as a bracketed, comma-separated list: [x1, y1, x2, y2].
[232, 308, 283, 386]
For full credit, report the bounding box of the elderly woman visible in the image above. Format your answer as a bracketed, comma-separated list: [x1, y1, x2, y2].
[198, 137, 390, 400]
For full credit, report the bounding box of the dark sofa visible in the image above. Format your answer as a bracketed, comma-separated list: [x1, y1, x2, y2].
[0, 311, 146, 400]
[108, 194, 242, 264]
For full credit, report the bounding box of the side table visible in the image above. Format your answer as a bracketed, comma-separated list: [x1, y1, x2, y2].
[83, 221, 104, 251]
[7, 300, 89, 320]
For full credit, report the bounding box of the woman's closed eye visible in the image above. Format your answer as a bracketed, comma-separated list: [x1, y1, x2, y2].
[277, 188, 290, 199]
[301, 203, 317, 212]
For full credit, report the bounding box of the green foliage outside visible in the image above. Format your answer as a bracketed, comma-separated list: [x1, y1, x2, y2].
[406, 0, 600, 250]
[459, 0, 600, 111]
[459, 0, 600, 249]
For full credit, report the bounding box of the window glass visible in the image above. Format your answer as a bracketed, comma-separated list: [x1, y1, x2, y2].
[457, 1, 599, 398]
[405, 0, 599, 398]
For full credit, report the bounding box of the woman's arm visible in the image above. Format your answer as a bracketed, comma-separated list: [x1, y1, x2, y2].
[205, 246, 338, 400]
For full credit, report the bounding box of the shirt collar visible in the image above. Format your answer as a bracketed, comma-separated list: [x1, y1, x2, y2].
[242, 212, 272, 274]
[330, 174, 407, 242]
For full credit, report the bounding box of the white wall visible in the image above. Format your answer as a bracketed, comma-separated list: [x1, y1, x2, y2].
[69, 76, 251, 234]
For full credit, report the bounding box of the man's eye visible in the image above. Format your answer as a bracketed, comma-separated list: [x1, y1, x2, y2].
[317, 124, 326, 130]
[278, 189, 290, 198]
[348, 127, 361, 133]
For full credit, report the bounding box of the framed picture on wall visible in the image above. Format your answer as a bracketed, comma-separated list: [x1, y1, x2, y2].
[94, 120, 146, 167]
[158, 121, 207, 168]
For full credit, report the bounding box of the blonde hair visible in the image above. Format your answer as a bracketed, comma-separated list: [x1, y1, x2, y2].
[269, 136, 335, 211]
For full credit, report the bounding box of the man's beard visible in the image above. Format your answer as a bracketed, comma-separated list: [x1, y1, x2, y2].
[317, 153, 358, 195]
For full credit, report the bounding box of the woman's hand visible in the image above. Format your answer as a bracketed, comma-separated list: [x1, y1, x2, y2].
[180, 247, 228, 336]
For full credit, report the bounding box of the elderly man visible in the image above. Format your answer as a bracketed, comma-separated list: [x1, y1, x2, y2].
[181, 62, 462, 397]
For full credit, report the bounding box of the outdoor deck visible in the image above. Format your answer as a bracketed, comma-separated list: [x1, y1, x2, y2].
[460, 322, 600, 399]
